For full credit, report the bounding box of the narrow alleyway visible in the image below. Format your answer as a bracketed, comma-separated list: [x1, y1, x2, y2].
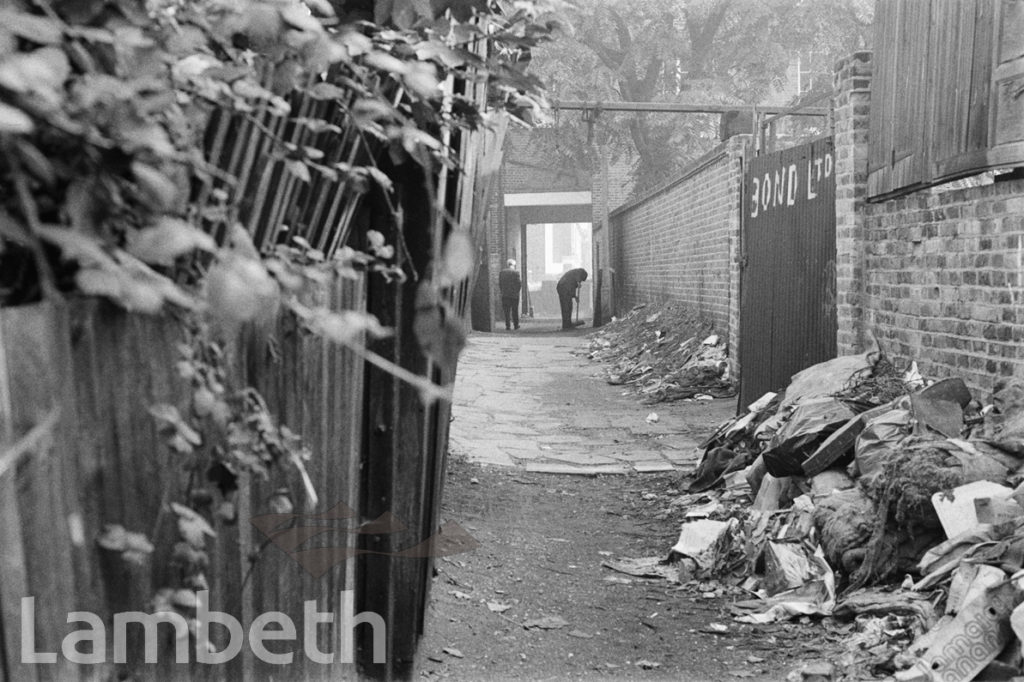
[416, 327, 843, 681]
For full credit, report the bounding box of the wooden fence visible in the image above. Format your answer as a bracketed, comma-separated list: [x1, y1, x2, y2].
[0, 42, 504, 682]
[868, 0, 1024, 200]
[0, 273, 369, 681]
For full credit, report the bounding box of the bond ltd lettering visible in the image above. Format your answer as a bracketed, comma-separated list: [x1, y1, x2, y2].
[749, 149, 834, 218]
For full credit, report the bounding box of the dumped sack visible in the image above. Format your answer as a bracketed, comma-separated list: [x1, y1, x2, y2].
[813, 487, 877, 575]
[762, 398, 857, 477]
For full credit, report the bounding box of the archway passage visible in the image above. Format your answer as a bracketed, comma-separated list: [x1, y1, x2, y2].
[517, 221, 593, 328]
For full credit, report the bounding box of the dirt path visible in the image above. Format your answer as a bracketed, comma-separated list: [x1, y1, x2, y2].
[416, 327, 839, 680]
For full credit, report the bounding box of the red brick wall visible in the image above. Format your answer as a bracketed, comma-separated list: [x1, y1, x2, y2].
[609, 139, 747, 359]
[835, 52, 1024, 396]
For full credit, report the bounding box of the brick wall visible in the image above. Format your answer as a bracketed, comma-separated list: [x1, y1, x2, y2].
[500, 128, 592, 194]
[834, 52, 872, 355]
[835, 52, 1024, 397]
[592, 147, 635, 323]
[609, 139, 748, 362]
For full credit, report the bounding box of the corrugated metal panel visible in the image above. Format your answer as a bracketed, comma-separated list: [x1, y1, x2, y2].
[739, 138, 837, 409]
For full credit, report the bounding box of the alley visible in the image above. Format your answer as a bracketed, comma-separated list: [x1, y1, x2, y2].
[416, 330, 837, 681]
[448, 330, 723, 474]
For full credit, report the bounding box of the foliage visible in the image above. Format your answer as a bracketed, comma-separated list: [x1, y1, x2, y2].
[528, 0, 873, 193]
[0, 0, 559, 626]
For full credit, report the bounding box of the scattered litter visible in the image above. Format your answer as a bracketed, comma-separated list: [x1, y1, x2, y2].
[594, 308, 1024, 678]
[602, 556, 683, 583]
[646, 412, 659, 424]
[522, 615, 569, 630]
[634, 659, 661, 670]
[442, 647, 464, 659]
[603, 575, 633, 585]
[486, 601, 512, 613]
[567, 629, 593, 639]
[449, 590, 472, 600]
[469, 477, 479, 484]
[587, 303, 735, 403]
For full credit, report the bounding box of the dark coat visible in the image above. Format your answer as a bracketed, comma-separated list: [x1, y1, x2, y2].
[556, 268, 588, 297]
[498, 268, 522, 299]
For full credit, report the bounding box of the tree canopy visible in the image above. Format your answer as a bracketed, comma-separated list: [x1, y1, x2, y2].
[529, 0, 873, 194]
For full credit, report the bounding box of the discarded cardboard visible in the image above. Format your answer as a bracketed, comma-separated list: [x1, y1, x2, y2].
[932, 480, 1014, 538]
[764, 541, 819, 597]
[919, 377, 973, 408]
[671, 519, 735, 571]
[896, 581, 1020, 682]
[910, 391, 963, 439]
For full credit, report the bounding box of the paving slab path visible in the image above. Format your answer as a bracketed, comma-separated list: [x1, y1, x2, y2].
[417, 328, 839, 680]
[450, 330, 733, 474]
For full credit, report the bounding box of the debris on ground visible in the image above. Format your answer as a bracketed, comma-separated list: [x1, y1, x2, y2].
[522, 615, 569, 630]
[586, 303, 735, 403]
[618, 331, 1024, 680]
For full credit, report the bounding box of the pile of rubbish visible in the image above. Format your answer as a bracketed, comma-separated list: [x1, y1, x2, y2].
[607, 341, 1024, 680]
[587, 303, 735, 403]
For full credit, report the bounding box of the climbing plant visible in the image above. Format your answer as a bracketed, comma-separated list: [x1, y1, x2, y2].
[0, 0, 561, 642]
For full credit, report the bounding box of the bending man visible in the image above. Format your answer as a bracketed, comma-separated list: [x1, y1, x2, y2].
[556, 267, 588, 331]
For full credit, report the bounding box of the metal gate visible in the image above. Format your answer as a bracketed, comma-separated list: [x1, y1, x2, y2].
[739, 137, 837, 409]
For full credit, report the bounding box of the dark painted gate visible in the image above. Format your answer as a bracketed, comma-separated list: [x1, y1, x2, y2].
[739, 137, 837, 409]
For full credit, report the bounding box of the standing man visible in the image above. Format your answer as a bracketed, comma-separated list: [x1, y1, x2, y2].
[556, 267, 588, 330]
[498, 258, 522, 331]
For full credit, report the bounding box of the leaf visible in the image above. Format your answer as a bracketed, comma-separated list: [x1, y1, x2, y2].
[293, 117, 341, 134]
[119, 123, 175, 157]
[338, 30, 371, 58]
[132, 162, 179, 212]
[301, 146, 325, 161]
[413, 284, 466, 370]
[365, 167, 394, 192]
[0, 47, 70, 102]
[303, 0, 336, 17]
[75, 267, 122, 298]
[14, 139, 55, 186]
[414, 41, 470, 68]
[350, 98, 395, 125]
[36, 225, 116, 269]
[127, 218, 216, 266]
[309, 309, 391, 345]
[0, 102, 34, 134]
[364, 50, 409, 76]
[170, 502, 217, 549]
[0, 9, 64, 45]
[440, 231, 474, 282]
[205, 255, 280, 324]
[96, 524, 154, 564]
[149, 403, 183, 427]
[307, 82, 348, 100]
[402, 61, 440, 98]
[279, 3, 322, 33]
[285, 160, 311, 183]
